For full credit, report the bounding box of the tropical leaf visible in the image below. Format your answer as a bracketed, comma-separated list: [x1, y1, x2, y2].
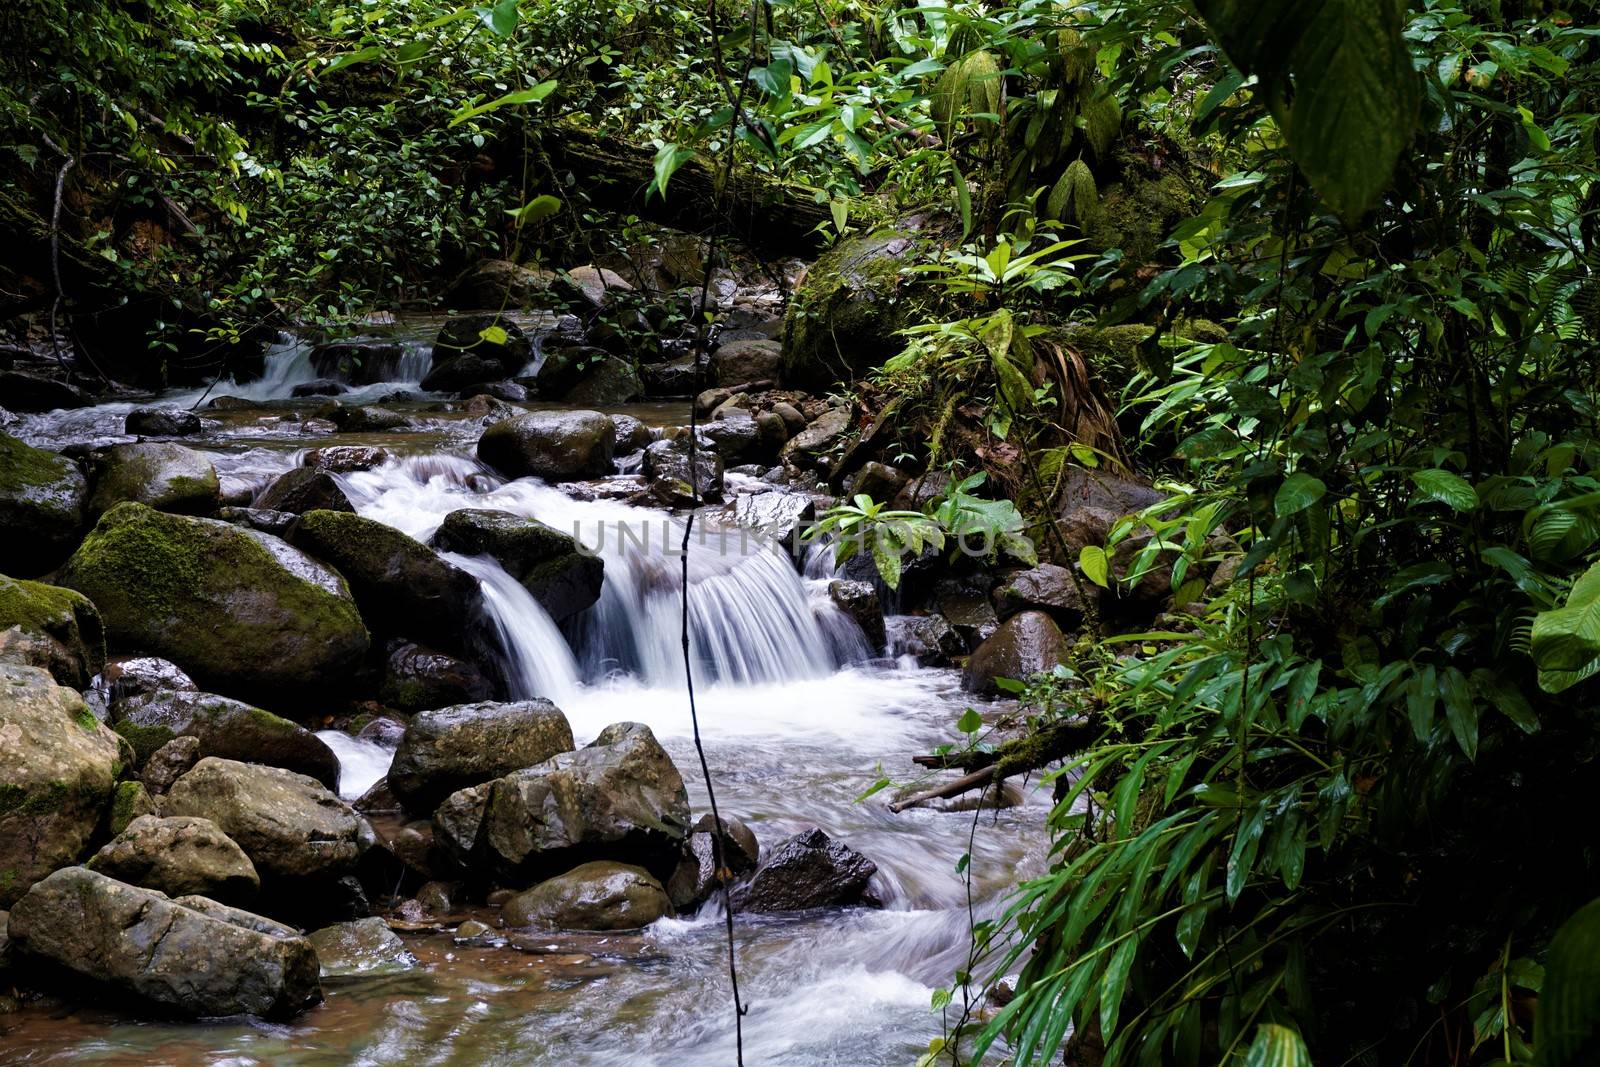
[1537, 897, 1600, 1067]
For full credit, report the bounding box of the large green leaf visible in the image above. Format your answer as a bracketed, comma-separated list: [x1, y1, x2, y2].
[1531, 561, 1600, 693]
[1410, 468, 1478, 511]
[1243, 1023, 1313, 1067]
[1536, 897, 1600, 1066]
[1275, 472, 1327, 517]
[1286, 0, 1420, 218]
[1192, 0, 1324, 80]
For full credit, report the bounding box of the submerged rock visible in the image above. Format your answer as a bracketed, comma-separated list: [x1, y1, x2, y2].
[503, 861, 671, 930]
[87, 442, 220, 519]
[0, 432, 87, 575]
[8, 866, 321, 1018]
[60, 503, 370, 703]
[732, 827, 878, 912]
[388, 699, 575, 815]
[162, 757, 370, 888]
[962, 610, 1070, 696]
[125, 407, 202, 437]
[287, 509, 484, 654]
[307, 917, 415, 978]
[112, 688, 340, 789]
[302, 445, 389, 473]
[0, 575, 104, 688]
[477, 410, 615, 482]
[431, 507, 603, 622]
[0, 663, 121, 907]
[435, 722, 690, 882]
[330, 404, 413, 433]
[87, 815, 260, 903]
[254, 468, 355, 514]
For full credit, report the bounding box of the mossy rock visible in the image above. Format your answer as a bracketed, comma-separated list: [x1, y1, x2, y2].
[113, 689, 339, 789]
[781, 227, 925, 388]
[0, 662, 121, 907]
[107, 780, 157, 836]
[0, 575, 105, 688]
[286, 510, 484, 655]
[1084, 168, 1201, 266]
[0, 432, 87, 577]
[86, 442, 220, 520]
[59, 503, 369, 706]
[429, 508, 603, 621]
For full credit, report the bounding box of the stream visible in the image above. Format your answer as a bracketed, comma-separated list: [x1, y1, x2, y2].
[0, 331, 1048, 1065]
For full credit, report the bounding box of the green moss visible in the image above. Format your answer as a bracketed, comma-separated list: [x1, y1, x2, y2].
[114, 720, 177, 764]
[0, 780, 70, 818]
[73, 706, 99, 732]
[0, 433, 77, 498]
[782, 227, 929, 386]
[1084, 170, 1200, 265]
[108, 780, 154, 835]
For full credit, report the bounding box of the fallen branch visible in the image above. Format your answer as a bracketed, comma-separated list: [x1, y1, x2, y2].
[892, 718, 1101, 813]
[888, 766, 996, 814]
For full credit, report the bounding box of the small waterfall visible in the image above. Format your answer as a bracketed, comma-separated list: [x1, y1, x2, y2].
[339, 454, 860, 693]
[446, 552, 582, 705]
[314, 731, 394, 800]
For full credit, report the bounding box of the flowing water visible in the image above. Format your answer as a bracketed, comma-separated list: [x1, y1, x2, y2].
[0, 337, 1048, 1065]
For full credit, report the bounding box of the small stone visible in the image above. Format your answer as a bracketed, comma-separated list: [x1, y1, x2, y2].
[307, 917, 415, 978]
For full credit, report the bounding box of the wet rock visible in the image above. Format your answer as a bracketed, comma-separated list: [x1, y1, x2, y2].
[7, 866, 322, 1018]
[848, 461, 909, 502]
[892, 613, 965, 666]
[700, 412, 761, 462]
[772, 401, 806, 435]
[711, 338, 783, 385]
[753, 411, 789, 455]
[1053, 467, 1166, 556]
[435, 722, 690, 882]
[720, 489, 816, 547]
[890, 469, 952, 512]
[379, 640, 495, 712]
[421, 353, 506, 393]
[782, 227, 919, 387]
[429, 315, 531, 377]
[732, 827, 877, 912]
[141, 735, 201, 795]
[455, 919, 491, 939]
[125, 407, 202, 436]
[287, 509, 484, 654]
[207, 395, 254, 411]
[640, 355, 704, 397]
[309, 341, 406, 385]
[534, 345, 608, 397]
[289, 378, 347, 398]
[562, 355, 644, 405]
[388, 699, 575, 815]
[88, 814, 260, 903]
[87, 442, 219, 519]
[780, 407, 851, 470]
[415, 880, 454, 915]
[431, 507, 604, 622]
[357, 716, 408, 747]
[643, 437, 723, 507]
[0, 432, 87, 576]
[163, 757, 370, 889]
[504, 861, 671, 930]
[218, 505, 297, 536]
[329, 404, 413, 433]
[557, 265, 634, 311]
[962, 610, 1070, 696]
[478, 409, 615, 482]
[112, 688, 340, 790]
[0, 370, 88, 412]
[307, 917, 415, 978]
[935, 577, 999, 651]
[666, 814, 760, 910]
[107, 781, 157, 835]
[0, 575, 104, 688]
[61, 504, 369, 704]
[254, 468, 355, 514]
[303, 445, 389, 473]
[471, 380, 528, 403]
[102, 655, 196, 705]
[828, 580, 887, 651]
[353, 778, 402, 816]
[993, 563, 1089, 626]
[456, 260, 559, 308]
[612, 413, 655, 453]
[0, 662, 120, 907]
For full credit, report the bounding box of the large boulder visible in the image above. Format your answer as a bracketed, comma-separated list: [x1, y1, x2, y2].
[7, 866, 321, 1018]
[0, 432, 87, 575]
[431, 508, 604, 622]
[503, 861, 671, 930]
[780, 407, 851, 470]
[557, 265, 634, 311]
[253, 468, 355, 514]
[962, 610, 1070, 696]
[329, 404, 413, 433]
[455, 260, 559, 309]
[309, 341, 407, 385]
[643, 437, 723, 507]
[711, 338, 783, 386]
[666, 814, 760, 910]
[0, 663, 121, 907]
[477, 410, 615, 482]
[562, 355, 644, 406]
[435, 722, 690, 882]
[387, 700, 574, 815]
[111, 689, 340, 790]
[287, 509, 484, 653]
[782, 227, 920, 387]
[0, 575, 104, 688]
[125, 407, 202, 437]
[379, 640, 495, 712]
[993, 563, 1089, 626]
[87, 815, 260, 903]
[86, 442, 220, 519]
[162, 758, 370, 889]
[60, 503, 370, 704]
[425, 315, 531, 391]
[732, 827, 878, 912]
